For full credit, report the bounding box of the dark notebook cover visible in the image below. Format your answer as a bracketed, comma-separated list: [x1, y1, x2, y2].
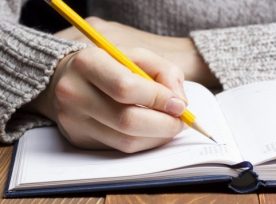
[4, 141, 265, 198]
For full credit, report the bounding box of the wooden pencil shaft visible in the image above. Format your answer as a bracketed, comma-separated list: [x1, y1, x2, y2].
[45, 0, 215, 142]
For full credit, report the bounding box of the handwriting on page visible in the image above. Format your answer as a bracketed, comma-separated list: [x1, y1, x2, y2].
[200, 144, 228, 156]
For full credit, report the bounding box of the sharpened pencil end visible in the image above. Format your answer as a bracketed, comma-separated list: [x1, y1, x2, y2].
[191, 122, 217, 143]
[208, 137, 218, 143]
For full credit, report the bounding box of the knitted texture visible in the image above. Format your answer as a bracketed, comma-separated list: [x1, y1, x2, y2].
[2, 0, 276, 143]
[191, 23, 276, 89]
[88, 0, 276, 36]
[0, 1, 86, 143]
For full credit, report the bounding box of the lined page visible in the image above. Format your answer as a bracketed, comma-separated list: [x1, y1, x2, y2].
[11, 82, 242, 188]
[216, 80, 276, 165]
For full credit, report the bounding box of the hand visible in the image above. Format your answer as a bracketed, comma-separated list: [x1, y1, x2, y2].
[27, 46, 187, 153]
[55, 17, 220, 88]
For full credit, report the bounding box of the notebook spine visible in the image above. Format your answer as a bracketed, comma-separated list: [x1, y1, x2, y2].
[228, 161, 261, 193]
[3, 141, 19, 198]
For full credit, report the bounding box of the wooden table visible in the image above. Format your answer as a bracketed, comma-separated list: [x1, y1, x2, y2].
[1, 145, 276, 204]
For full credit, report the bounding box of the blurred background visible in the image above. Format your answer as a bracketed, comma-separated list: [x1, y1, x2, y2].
[20, 0, 88, 33]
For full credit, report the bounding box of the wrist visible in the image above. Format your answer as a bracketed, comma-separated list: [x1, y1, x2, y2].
[190, 38, 220, 88]
[177, 38, 220, 88]
[23, 52, 77, 121]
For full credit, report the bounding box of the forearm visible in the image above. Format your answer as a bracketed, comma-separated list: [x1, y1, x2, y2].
[162, 37, 220, 88]
[55, 17, 220, 89]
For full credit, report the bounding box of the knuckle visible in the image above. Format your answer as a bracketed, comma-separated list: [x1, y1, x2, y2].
[117, 108, 136, 132]
[55, 77, 79, 103]
[70, 51, 88, 72]
[91, 47, 108, 60]
[118, 136, 140, 154]
[112, 78, 135, 102]
[55, 77, 73, 101]
[71, 47, 106, 74]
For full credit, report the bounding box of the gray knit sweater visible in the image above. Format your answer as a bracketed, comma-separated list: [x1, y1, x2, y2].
[1, 0, 276, 143]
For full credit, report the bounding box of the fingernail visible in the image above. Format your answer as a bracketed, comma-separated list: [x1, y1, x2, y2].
[175, 87, 189, 105]
[165, 97, 186, 116]
[175, 82, 189, 106]
[180, 95, 189, 106]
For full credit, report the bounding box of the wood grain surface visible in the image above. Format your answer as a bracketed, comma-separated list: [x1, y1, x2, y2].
[0, 145, 104, 204]
[259, 193, 276, 204]
[0, 145, 268, 204]
[105, 193, 259, 204]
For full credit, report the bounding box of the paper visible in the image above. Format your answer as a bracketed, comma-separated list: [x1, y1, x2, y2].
[10, 82, 242, 189]
[217, 80, 276, 165]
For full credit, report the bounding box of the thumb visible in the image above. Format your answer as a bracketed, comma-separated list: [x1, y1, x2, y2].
[127, 48, 188, 104]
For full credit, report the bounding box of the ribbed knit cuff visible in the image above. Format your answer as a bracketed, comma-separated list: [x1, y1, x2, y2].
[190, 23, 276, 90]
[0, 21, 87, 143]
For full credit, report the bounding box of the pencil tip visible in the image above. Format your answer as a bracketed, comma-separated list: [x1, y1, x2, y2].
[191, 122, 217, 143]
[209, 137, 218, 143]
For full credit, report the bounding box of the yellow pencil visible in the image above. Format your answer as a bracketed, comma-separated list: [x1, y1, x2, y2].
[45, 0, 216, 143]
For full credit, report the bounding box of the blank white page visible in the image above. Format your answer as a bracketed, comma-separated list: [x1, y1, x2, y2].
[216, 80, 276, 165]
[10, 82, 242, 189]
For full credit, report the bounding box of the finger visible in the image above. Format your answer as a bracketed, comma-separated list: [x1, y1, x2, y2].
[59, 112, 172, 153]
[127, 48, 187, 102]
[57, 121, 110, 150]
[73, 47, 186, 116]
[56, 77, 184, 138]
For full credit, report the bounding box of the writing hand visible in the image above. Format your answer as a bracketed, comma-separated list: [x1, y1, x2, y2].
[27, 46, 186, 153]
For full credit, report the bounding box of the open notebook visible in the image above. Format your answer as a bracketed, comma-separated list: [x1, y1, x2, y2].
[5, 80, 276, 197]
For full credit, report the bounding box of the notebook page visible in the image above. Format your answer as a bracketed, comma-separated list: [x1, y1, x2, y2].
[11, 82, 242, 188]
[216, 80, 276, 165]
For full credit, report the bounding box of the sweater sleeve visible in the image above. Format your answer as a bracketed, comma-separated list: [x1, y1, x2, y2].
[190, 23, 276, 90]
[0, 1, 87, 143]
